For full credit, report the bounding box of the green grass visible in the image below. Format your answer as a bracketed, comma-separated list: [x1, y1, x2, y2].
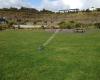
[0, 29, 100, 80]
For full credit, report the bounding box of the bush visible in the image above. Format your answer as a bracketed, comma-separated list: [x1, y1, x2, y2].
[41, 25, 45, 29]
[94, 23, 100, 29]
[0, 24, 7, 30]
[74, 22, 82, 28]
[58, 21, 74, 29]
[8, 21, 16, 29]
[96, 8, 100, 11]
[58, 21, 84, 29]
[0, 25, 2, 30]
[58, 21, 66, 29]
[66, 22, 74, 29]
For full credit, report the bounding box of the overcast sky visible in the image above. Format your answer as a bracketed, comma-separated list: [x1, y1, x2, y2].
[0, 0, 100, 11]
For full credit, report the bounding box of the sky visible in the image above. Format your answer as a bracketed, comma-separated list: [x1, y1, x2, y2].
[0, 0, 100, 11]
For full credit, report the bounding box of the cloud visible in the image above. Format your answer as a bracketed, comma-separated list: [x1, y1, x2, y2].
[40, 0, 69, 11]
[0, 0, 100, 11]
[0, 0, 32, 8]
[81, 0, 100, 9]
[39, 0, 83, 11]
[40, 0, 100, 11]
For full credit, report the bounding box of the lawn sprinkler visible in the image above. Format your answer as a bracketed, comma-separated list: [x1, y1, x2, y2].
[38, 29, 60, 51]
[38, 45, 45, 51]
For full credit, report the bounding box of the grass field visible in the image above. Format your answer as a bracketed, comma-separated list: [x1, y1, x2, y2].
[0, 29, 100, 80]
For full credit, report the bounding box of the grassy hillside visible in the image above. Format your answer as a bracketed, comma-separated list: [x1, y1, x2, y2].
[0, 10, 100, 25]
[0, 29, 100, 80]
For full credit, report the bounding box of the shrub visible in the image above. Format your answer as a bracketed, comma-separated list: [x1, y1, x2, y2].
[0, 24, 7, 30]
[0, 25, 2, 30]
[41, 25, 46, 29]
[58, 21, 67, 29]
[66, 22, 74, 29]
[58, 21, 84, 29]
[74, 22, 82, 28]
[58, 21, 74, 29]
[96, 8, 100, 11]
[94, 23, 100, 29]
[69, 20, 75, 23]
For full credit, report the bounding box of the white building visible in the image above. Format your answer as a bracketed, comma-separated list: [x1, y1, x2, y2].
[14, 25, 41, 29]
[13, 25, 48, 29]
[89, 7, 96, 11]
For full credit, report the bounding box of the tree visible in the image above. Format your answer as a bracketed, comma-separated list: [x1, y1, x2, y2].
[96, 8, 100, 11]
[85, 9, 91, 12]
[9, 7, 18, 11]
[20, 7, 39, 13]
[40, 9, 54, 14]
[2, 8, 9, 11]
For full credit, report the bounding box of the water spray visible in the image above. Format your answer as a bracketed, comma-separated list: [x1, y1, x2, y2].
[38, 29, 60, 51]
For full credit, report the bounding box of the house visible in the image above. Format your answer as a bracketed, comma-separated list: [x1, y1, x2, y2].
[59, 9, 79, 13]
[68, 9, 79, 13]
